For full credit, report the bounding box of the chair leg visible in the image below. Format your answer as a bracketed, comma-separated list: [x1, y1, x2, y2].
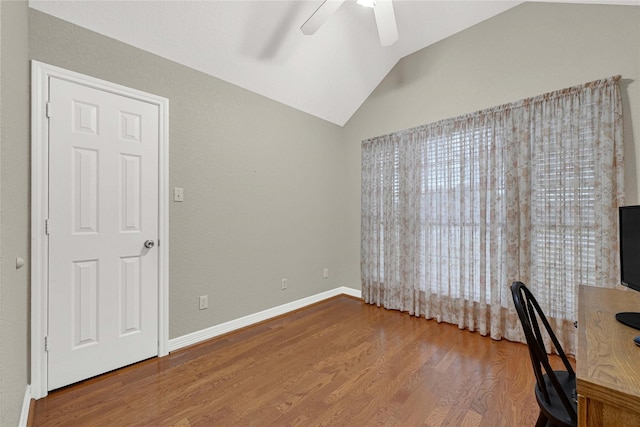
[535, 411, 548, 427]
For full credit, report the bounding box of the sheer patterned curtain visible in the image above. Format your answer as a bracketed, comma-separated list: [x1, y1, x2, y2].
[361, 77, 624, 354]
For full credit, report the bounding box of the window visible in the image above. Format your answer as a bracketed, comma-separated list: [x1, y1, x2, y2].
[361, 77, 623, 354]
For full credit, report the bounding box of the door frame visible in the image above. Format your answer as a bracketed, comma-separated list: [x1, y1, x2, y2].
[30, 61, 170, 399]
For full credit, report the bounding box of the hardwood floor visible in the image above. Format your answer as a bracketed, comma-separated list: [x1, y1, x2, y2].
[31, 296, 560, 426]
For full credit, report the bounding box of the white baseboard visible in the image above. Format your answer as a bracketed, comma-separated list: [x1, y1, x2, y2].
[339, 286, 361, 299]
[19, 385, 31, 427]
[169, 286, 361, 352]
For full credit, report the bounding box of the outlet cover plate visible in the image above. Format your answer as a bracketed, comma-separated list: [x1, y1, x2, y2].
[199, 295, 208, 310]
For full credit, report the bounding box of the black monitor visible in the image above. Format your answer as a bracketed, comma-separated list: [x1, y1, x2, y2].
[617, 205, 640, 330]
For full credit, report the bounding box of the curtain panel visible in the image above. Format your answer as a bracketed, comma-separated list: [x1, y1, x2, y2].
[361, 77, 624, 354]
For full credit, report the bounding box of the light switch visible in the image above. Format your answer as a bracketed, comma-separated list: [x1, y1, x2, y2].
[174, 187, 184, 202]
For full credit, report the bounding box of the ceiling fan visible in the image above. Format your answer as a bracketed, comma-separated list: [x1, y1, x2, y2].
[300, 0, 399, 47]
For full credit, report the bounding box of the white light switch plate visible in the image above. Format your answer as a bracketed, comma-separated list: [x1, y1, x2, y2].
[174, 187, 184, 202]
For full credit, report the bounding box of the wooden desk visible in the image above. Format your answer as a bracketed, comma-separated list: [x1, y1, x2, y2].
[577, 285, 640, 426]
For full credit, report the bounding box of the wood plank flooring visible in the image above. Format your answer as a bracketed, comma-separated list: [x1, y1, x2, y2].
[31, 296, 561, 426]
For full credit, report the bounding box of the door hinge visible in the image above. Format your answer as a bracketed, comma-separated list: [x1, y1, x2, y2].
[46, 102, 51, 118]
[45, 219, 50, 235]
[44, 336, 49, 352]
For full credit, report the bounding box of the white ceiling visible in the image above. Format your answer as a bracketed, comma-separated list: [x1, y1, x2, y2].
[29, 0, 639, 126]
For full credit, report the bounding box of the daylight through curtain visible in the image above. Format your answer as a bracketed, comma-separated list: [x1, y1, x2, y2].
[361, 77, 624, 354]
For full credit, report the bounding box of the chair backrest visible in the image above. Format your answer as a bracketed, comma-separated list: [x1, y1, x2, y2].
[510, 281, 577, 422]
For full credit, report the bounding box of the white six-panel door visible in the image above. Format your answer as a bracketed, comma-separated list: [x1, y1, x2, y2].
[47, 76, 160, 390]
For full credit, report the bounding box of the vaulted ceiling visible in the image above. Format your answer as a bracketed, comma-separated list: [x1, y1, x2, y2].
[29, 1, 639, 126]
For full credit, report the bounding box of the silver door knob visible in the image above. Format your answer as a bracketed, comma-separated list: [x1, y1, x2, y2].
[144, 240, 155, 249]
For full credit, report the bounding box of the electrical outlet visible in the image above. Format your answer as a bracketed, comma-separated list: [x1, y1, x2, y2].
[281, 278, 288, 290]
[323, 268, 329, 278]
[199, 295, 208, 310]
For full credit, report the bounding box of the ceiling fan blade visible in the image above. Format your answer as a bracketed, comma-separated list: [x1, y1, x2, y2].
[373, 0, 398, 46]
[301, 0, 347, 35]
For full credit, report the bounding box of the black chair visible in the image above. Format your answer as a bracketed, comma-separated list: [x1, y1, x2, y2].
[510, 281, 577, 427]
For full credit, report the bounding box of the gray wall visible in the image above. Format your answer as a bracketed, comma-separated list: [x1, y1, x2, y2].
[29, 9, 347, 339]
[0, 1, 30, 425]
[341, 2, 640, 289]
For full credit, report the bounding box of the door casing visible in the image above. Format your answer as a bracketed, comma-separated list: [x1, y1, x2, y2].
[30, 61, 170, 399]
